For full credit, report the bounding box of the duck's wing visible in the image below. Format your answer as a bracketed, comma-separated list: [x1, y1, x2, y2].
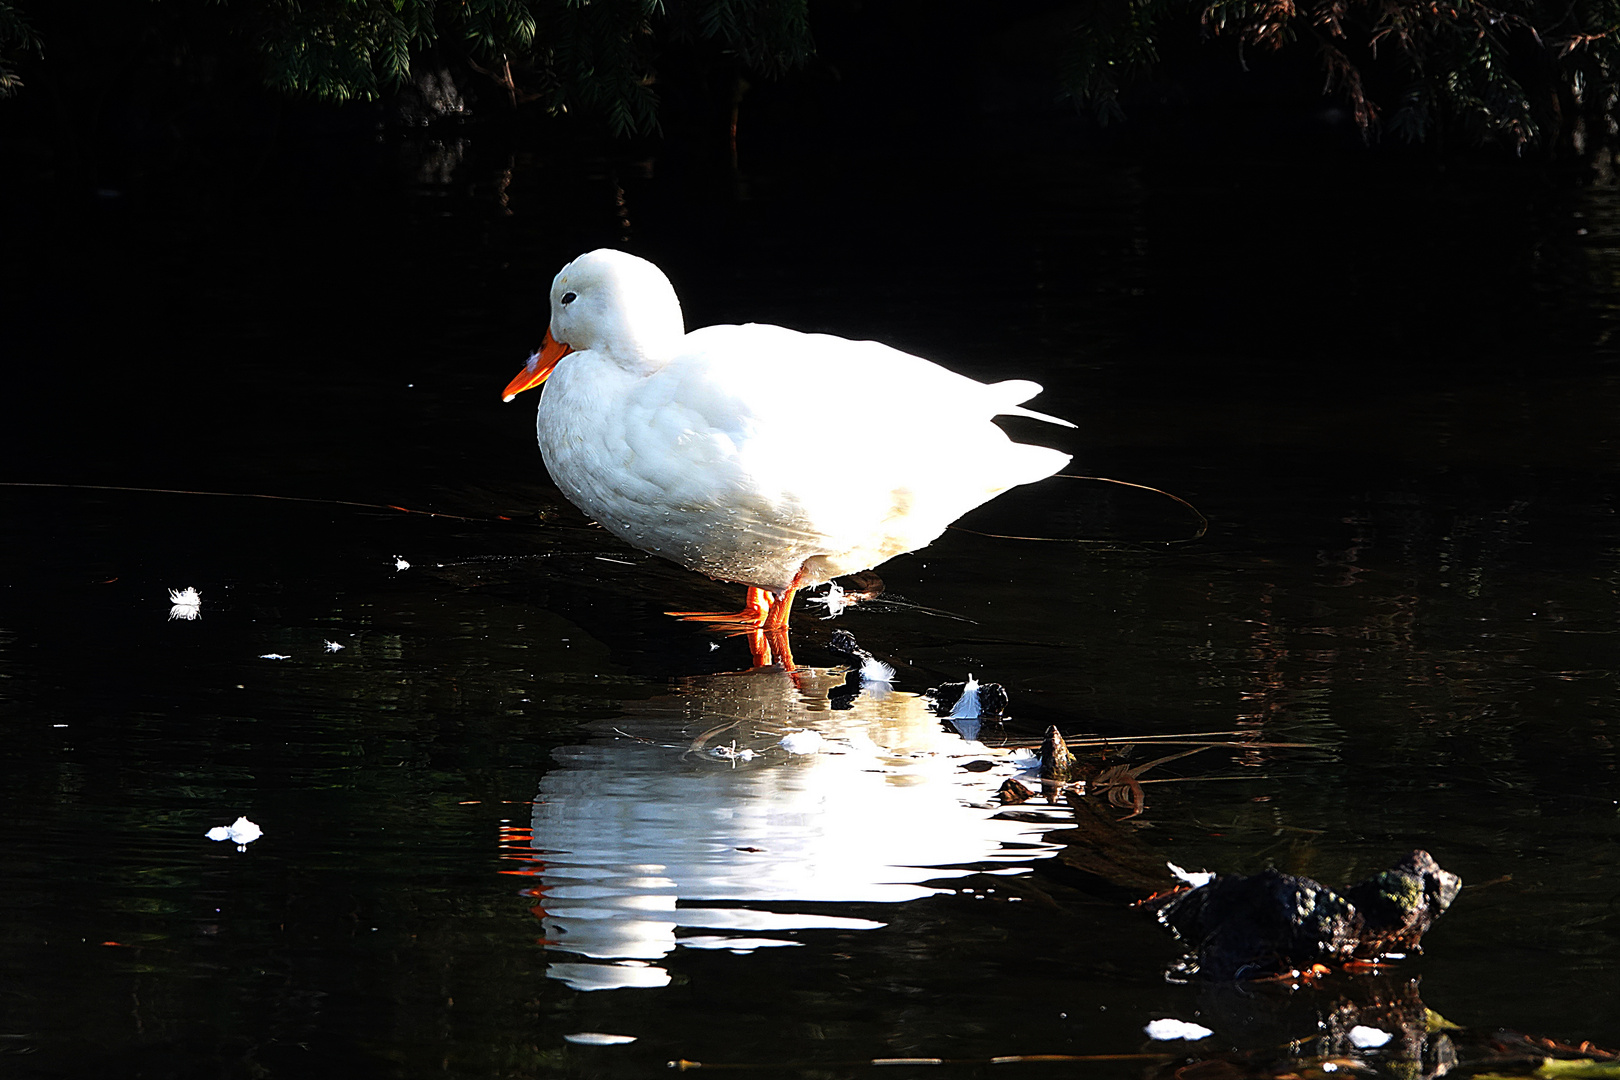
[678, 324, 1073, 428]
[661, 323, 1072, 530]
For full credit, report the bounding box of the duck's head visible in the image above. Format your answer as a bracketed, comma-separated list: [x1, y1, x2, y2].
[502, 249, 686, 401]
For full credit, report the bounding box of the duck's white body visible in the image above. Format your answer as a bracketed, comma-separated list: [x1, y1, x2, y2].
[504, 250, 1073, 623]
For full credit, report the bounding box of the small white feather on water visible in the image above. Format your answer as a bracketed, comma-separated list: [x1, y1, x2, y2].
[778, 730, 823, 755]
[1168, 862, 1216, 888]
[1144, 1019, 1214, 1041]
[861, 654, 900, 689]
[205, 816, 263, 848]
[562, 1033, 637, 1046]
[809, 581, 849, 619]
[949, 675, 981, 719]
[1349, 1026, 1393, 1049]
[167, 587, 202, 621]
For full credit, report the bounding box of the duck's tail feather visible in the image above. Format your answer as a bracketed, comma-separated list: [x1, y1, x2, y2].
[989, 379, 1076, 428]
[1005, 404, 1077, 428]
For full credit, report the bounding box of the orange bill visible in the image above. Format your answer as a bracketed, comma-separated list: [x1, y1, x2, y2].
[501, 328, 574, 401]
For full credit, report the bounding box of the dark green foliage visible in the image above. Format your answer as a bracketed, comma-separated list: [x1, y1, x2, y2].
[1061, 0, 1620, 151]
[1059, 0, 1192, 123]
[8, 0, 1620, 150]
[0, 0, 41, 97]
[536, 0, 662, 137]
[0, 0, 811, 136]
[679, 0, 813, 75]
[251, 0, 815, 135]
[258, 1, 431, 103]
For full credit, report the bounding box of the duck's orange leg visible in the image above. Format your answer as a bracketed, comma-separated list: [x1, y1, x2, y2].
[667, 587, 771, 627]
[762, 586, 798, 631]
[670, 575, 804, 672]
[734, 586, 800, 671]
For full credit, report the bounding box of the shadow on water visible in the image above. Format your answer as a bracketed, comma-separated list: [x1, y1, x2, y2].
[1, 123, 1619, 1077]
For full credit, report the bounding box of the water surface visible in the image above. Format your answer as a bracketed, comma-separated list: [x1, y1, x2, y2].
[2, 136, 1618, 1077]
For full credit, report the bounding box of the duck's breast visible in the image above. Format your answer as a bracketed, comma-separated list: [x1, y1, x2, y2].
[535, 347, 831, 591]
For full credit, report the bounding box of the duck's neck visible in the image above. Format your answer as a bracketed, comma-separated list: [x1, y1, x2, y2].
[596, 278, 686, 374]
[599, 323, 683, 375]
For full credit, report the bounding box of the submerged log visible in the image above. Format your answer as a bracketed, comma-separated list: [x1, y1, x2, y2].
[1051, 790, 1181, 896]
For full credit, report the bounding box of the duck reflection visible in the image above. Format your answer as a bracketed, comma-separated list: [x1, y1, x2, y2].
[510, 665, 1063, 991]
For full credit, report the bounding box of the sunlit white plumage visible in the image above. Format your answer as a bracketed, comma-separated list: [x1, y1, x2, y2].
[503, 249, 1073, 629]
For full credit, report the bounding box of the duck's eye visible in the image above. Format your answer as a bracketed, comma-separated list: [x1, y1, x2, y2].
[561, 291, 577, 306]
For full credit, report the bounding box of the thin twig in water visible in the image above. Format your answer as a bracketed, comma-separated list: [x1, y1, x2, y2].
[0, 481, 525, 524]
[687, 720, 745, 754]
[999, 736, 1320, 751]
[949, 474, 1207, 542]
[1136, 775, 1265, 784]
[668, 1051, 1176, 1071]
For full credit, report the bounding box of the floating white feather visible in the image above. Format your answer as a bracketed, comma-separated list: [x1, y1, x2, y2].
[810, 581, 850, 619]
[1349, 1026, 1393, 1049]
[167, 587, 202, 621]
[860, 656, 894, 686]
[949, 675, 981, 719]
[1167, 861, 1216, 888]
[1144, 1019, 1214, 1041]
[206, 816, 263, 848]
[778, 730, 823, 756]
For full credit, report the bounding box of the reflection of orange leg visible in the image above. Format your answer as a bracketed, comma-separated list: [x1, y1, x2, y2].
[667, 586, 771, 628]
[737, 627, 797, 672]
[673, 574, 804, 673]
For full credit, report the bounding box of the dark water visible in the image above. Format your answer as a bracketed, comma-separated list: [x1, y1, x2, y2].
[2, 132, 1619, 1078]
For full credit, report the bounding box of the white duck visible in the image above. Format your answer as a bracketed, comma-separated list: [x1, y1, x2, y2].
[502, 249, 1073, 634]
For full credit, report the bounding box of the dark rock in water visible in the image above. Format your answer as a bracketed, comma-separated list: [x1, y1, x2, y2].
[825, 630, 886, 710]
[980, 683, 1009, 717]
[1153, 850, 1460, 979]
[998, 778, 1034, 804]
[1040, 725, 1076, 782]
[826, 629, 873, 666]
[1340, 850, 1462, 956]
[1157, 868, 1360, 979]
